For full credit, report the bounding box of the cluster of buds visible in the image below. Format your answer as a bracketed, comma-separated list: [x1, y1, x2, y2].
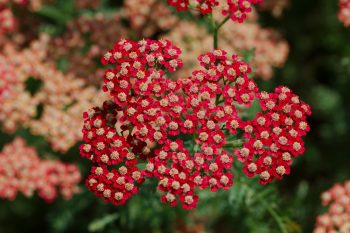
[167, 0, 263, 23]
[0, 138, 81, 202]
[314, 181, 350, 233]
[339, 0, 350, 27]
[80, 39, 311, 209]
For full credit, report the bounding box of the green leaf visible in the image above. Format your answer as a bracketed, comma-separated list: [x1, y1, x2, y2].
[36, 5, 67, 24]
[88, 213, 119, 232]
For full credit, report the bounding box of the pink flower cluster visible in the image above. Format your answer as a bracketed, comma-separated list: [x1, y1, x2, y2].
[314, 181, 350, 233]
[124, 0, 178, 37]
[50, 0, 178, 85]
[0, 4, 16, 35]
[165, 18, 289, 80]
[0, 35, 108, 152]
[80, 39, 311, 209]
[0, 47, 39, 132]
[0, 55, 17, 104]
[167, 0, 263, 23]
[0, 138, 81, 202]
[0, 0, 40, 36]
[339, 0, 350, 27]
[258, 0, 288, 17]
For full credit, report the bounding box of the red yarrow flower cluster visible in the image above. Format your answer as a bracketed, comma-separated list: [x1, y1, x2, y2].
[167, 0, 264, 23]
[339, 0, 350, 27]
[314, 181, 350, 233]
[81, 39, 311, 210]
[236, 86, 311, 184]
[0, 138, 81, 202]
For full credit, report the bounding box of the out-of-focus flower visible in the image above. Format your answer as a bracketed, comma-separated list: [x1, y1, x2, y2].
[0, 8, 15, 34]
[51, 13, 128, 84]
[52, 0, 178, 85]
[220, 19, 289, 80]
[29, 87, 108, 152]
[167, 0, 264, 23]
[75, 0, 101, 10]
[163, 21, 212, 78]
[258, 0, 288, 17]
[339, 0, 350, 27]
[0, 48, 39, 133]
[80, 39, 310, 209]
[0, 55, 17, 104]
[0, 138, 81, 201]
[0, 0, 41, 36]
[0, 90, 38, 133]
[313, 181, 350, 233]
[0, 34, 108, 152]
[0, 0, 48, 46]
[124, 0, 178, 37]
[164, 18, 289, 80]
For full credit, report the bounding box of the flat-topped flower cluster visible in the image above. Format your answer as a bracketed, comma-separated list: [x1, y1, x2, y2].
[80, 39, 311, 209]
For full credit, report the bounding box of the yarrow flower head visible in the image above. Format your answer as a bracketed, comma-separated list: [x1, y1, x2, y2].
[237, 87, 311, 184]
[80, 39, 311, 210]
[313, 180, 350, 233]
[167, 0, 264, 23]
[339, 0, 350, 27]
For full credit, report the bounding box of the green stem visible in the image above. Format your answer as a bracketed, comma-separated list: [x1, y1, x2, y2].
[192, 133, 199, 153]
[224, 139, 244, 148]
[260, 199, 288, 233]
[244, 184, 288, 233]
[209, 13, 218, 49]
[213, 29, 218, 49]
[188, 4, 199, 11]
[217, 15, 231, 30]
[210, 15, 230, 49]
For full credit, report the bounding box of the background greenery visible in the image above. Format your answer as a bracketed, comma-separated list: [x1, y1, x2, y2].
[1, 0, 350, 232]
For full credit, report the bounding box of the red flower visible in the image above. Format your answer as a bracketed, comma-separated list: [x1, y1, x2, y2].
[81, 39, 311, 209]
[166, 0, 263, 23]
[235, 86, 311, 185]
